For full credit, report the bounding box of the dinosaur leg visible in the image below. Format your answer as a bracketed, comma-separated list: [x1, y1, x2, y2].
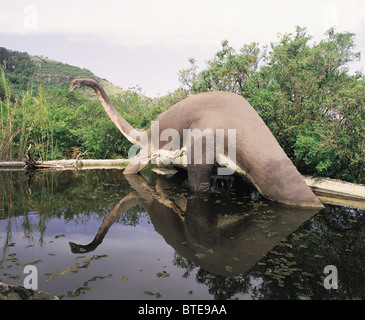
[185, 127, 215, 192]
[187, 163, 214, 192]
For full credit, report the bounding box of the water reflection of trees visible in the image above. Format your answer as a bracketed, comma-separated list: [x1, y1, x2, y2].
[172, 253, 252, 300]
[172, 205, 365, 300]
[0, 170, 140, 253]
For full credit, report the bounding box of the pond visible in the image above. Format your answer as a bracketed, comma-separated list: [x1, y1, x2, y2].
[0, 168, 364, 300]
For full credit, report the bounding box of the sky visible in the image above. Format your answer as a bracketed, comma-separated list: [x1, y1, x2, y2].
[0, 0, 364, 97]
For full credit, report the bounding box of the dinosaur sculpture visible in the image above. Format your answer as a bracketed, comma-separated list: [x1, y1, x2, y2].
[69, 78, 323, 208]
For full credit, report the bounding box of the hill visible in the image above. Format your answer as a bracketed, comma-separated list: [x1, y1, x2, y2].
[0, 46, 174, 163]
[0, 47, 124, 98]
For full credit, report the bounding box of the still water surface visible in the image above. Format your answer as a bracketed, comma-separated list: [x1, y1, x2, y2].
[0, 169, 364, 300]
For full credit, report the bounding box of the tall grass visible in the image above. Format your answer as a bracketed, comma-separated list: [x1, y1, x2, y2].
[0, 68, 17, 161]
[0, 68, 54, 161]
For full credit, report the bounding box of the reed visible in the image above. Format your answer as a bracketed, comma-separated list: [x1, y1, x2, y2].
[0, 68, 54, 161]
[0, 67, 16, 161]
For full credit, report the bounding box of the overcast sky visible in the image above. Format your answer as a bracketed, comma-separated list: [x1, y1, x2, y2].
[0, 0, 364, 97]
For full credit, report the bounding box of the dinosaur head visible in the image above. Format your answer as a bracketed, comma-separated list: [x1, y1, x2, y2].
[69, 79, 83, 93]
[69, 78, 99, 93]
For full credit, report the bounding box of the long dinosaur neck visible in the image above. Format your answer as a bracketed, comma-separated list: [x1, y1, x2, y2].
[85, 79, 141, 146]
[69, 192, 142, 253]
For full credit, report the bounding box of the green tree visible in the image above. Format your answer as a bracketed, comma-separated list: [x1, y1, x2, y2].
[179, 26, 364, 183]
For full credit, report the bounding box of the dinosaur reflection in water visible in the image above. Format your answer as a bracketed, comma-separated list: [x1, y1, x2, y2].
[69, 172, 322, 276]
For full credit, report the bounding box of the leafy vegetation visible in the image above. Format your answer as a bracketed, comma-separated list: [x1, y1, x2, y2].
[0, 26, 364, 183]
[0, 66, 185, 161]
[179, 27, 364, 183]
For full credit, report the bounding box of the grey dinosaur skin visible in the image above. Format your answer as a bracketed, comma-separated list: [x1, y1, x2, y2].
[69, 78, 323, 208]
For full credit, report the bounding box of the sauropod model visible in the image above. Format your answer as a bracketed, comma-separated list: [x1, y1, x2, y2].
[69, 78, 323, 208]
